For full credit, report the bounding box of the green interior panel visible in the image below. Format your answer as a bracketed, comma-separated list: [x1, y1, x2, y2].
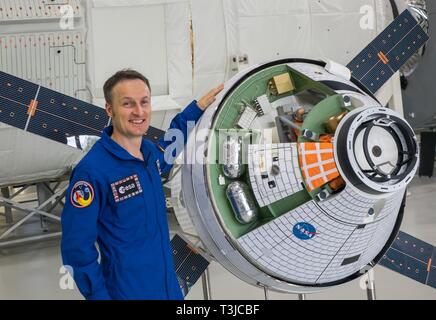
[206, 63, 343, 239]
[299, 94, 347, 143]
[298, 95, 349, 197]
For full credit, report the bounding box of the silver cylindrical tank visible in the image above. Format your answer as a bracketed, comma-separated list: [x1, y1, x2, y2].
[222, 136, 244, 179]
[226, 181, 258, 224]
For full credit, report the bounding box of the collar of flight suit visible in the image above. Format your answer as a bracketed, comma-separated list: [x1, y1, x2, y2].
[100, 126, 152, 165]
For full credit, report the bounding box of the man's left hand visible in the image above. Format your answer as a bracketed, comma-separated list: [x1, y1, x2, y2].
[197, 84, 224, 111]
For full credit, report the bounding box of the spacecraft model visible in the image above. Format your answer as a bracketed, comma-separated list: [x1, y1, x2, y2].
[173, 58, 423, 292]
[170, 9, 435, 292]
[0, 9, 434, 295]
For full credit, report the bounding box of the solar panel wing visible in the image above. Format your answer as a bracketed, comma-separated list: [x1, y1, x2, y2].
[371, 10, 418, 53]
[358, 58, 394, 93]
[0, 94, 29, 130]
[386, 26, 429, 71]
[177, 251, 210, 288]
[26, 86, 109, 144]
[379, 231, 436, 289]
[0, 71, 39, 129]
[171, 234, 210, 296]
[144, 125, 165, 144]
[171, 233, 191, 268]
[0, 70, 169, 146]
[0, 71, 39, 106]
[347, 9, 429, 94]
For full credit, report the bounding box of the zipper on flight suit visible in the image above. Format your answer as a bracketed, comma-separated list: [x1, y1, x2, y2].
[143, 154, 171, 298]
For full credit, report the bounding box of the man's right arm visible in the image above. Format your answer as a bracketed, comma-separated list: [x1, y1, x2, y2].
[60, 167, 111, 300]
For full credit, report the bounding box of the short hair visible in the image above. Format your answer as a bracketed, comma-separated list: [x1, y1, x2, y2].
[103, 69, 150, 104]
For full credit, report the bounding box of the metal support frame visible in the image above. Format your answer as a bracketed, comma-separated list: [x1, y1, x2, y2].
[0, 232, 61, 247]
[1, 184, 35, 220]
[266, 288, 307, 300]
[0, 181, 67, 247]
[364, 269, 377, 300]
[37, 182, 64, 231]
[298, 294, 306, 300]
[201, 267, 212, 300]
[1, 187, 13, 224]
[263, 287, 269, 300]
[9, 184, 31, 200]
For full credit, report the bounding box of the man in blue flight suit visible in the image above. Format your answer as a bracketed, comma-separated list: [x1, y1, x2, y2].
[61, 69, 223, 300]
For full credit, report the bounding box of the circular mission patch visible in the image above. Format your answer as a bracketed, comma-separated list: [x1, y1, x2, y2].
[70, 181, 94, 208]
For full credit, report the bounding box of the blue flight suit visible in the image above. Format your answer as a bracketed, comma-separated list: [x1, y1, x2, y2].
[61, 101, 203, 300]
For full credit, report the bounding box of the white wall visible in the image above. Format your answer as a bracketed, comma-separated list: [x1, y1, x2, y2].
[86, 0, 399, 110]
[88, 4, 169, 97]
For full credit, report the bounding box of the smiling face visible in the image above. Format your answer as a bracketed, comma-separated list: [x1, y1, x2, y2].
[106, 79, 151, 139]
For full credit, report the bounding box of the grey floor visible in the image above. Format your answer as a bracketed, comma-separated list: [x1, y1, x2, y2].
[0, 176, 435, 300]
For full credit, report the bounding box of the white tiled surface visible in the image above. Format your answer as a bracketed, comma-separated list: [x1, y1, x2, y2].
[237, 106, 257, 129]
[318, 186, 404, 225]
[238, 201, 356, 284]
[248, 143, 303, 207]
[237, 196, 401, 285]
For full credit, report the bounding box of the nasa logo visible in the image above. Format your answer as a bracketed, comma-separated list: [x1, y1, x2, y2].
[70, 181, 94, 208]
[293, 222, 317, 240]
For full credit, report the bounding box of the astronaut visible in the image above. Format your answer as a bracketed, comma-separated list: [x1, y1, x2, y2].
[61, 69, 223, 299]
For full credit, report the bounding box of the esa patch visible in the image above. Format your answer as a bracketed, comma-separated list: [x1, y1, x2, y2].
[70, 181, 94, 208]
[111, 174, 143, 203]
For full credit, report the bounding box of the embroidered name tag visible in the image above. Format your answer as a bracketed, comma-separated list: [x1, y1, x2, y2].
[111, 174, 143, 203]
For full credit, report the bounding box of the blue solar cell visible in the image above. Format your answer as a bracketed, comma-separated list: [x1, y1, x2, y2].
[371, 10, 417, 52]
[347, 45, 379, 80]
[432, 249, 436, 268]
[380, 231, 436, 289]
[177, 252, 209, 283]
[0, 71, 39, 107]
[391, 231, 433, 262]
[171, 234, 209, 297]
[171, 234, 191, 269]
[429, 249, 436, 289]
[145, 126, 165, 143]
[27, 110, 104, 144]
[380, 247, 428, 285]
[35, 86, 109, 134]
[0, 70, 166, 148]
[386, 25, 429, 71]
[429, 267, 436, 289]
[359, 61, 394, 94]
[0, 95, 29, 130]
